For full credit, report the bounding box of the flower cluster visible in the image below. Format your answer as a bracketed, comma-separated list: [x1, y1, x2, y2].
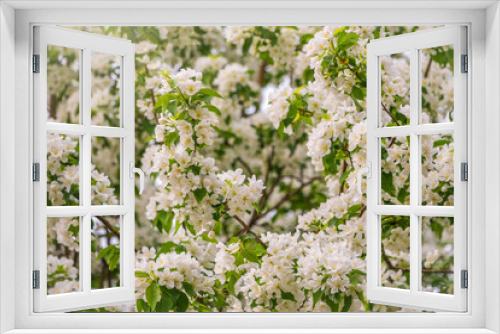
[47, 26, 455, 313]
[46, 254, 79, 295]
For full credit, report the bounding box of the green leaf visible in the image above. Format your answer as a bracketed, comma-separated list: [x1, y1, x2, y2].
[96, 246, 113, 261]
[351, 86, 365, 101]
[146, 282, 160, 311]
[162, 211, 174, 234]
[203, 104, 222, 116]
[197, 88, 222, 99]
[226, 271, 241, 296]
[313, 289, 323, 308]
[242, 37, 253, 55]
[280, 290, 297, 302]
[277, 122, 286, 140]
[108, 250, 120, 271]
[300, 33, 314, 45]
[136, 298, 150, 312]
[156, 294, 174, 312]
[324, 293, 340, 312]
[302, 68, 314, 84]
[176, 291, 190, 312]
[433, 139, 451, 147]
[200, 233, 218, 244]
[340, 168, 355, 185]
[338, 32, 360, 50]
[260, 27, 278, 45]
[182, 282, 196, 297]
[214, 221, 222, 236]
[341, 295, 353, 312]
[135, 270, 150, 278]
[252, 203, 261, 214]
[193, 187, 208, 204]
[381, 171, 397, 197]
[164, 131, 180, 148]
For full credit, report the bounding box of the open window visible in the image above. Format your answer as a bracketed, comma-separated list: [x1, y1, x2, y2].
[33, 26, 137, 312]
[365, 26, 467, 312]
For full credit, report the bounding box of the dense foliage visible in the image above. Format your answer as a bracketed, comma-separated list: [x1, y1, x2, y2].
[46, 25, 455, 313]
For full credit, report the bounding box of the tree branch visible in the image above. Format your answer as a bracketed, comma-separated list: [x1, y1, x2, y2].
[257, 61, 267, 87]
[260, 177, 321, 217]
[236, 157, 253, 176]
[96, 216, 120, 238]
[382, 244, 453, 275]
[381, 102, 401, 127]
[424, 57, 433, 79]
[232, 215, 267, 249]
[144, 65, 159, 125]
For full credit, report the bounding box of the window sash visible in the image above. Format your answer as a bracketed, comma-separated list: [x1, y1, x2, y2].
[33, 25, 136, 313]
[366, 26, 468, 312]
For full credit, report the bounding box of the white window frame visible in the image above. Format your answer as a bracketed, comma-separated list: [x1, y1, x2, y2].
[366, 26, 467, 312]
[33, 26, 136, 312]
[1, 1, 499, 333]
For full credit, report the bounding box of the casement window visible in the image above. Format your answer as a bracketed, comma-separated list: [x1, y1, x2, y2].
[33, 26, 138, 312]
[365, 26, 467, 312]
[1, 2, 499, 334]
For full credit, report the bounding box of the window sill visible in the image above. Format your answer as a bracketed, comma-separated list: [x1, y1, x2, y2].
[4, 329, 497, 334]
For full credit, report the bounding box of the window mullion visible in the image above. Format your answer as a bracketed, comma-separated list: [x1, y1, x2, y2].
[409, 47, 421, 294]
[81, 47, 92, 294]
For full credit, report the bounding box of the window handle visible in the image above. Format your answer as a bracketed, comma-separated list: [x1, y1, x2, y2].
[357, 162, 371, 195]
[129, 162, 145, 195]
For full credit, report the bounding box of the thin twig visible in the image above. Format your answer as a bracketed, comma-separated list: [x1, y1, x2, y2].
[96, 216, 120, 238]
[257, 61, 267, 87]
[382, 244, 453, 275]
[236, 157, 253, 176]
[261, 177, 320, 217]
[233, 215, 267, 249]
[424, 57, 433, 79]
[381, 102, 402, 127]
[145, 65, 159, 125]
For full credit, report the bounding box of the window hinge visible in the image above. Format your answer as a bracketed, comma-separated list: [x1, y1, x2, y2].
[33, 54, 40, 73]
[32, 270, 40, 289]
[461, 270, 468, 289]
[461, 54, 468, 73]
[33, 163, 40, 182]
[461, 162, 468, 181]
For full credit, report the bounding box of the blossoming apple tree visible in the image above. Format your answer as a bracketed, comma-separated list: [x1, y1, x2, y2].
[46, 25, 455, 312]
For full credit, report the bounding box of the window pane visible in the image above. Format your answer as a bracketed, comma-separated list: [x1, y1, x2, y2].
[91, 215, 121, 289]
[421, 134, 454, 206]
[91, 136, 120, 205]
[91, 52, 121, 127]
[421, 45, 454, 124]
[381, 215, 410, 290]
[380, 136, 410, 205]
[421, 216, 454, 294]
[47, 133, 81, 206]
[380, 52, 410, 127]
[47, 217, 81, 295]
[47, 45, 80, 124]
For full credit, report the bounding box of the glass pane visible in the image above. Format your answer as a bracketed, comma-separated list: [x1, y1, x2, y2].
[381, 215, 410, 290]
[421, 134, 454, 206]
[421, 45, 454, 124]
[47, 217, 81, 295]
[421, 216, 454, 294]
[91, 136, 120, 205]
[91, 215, 121, 289]
[47, 45, 80, 124]
[380, 136, 410, 205]
[380, 52, 410, 127]
[91, 52, 121, 127]
[47, 133, 80, 206]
